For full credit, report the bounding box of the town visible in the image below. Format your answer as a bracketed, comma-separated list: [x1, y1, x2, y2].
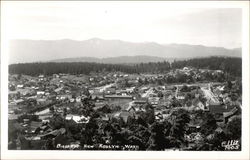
[8, 65, 242, 151]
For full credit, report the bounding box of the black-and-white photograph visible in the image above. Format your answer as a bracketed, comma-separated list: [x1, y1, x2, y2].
[1, 1, 249, 159]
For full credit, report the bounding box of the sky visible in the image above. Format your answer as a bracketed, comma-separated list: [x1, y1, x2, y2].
[2, 1, 242, 49]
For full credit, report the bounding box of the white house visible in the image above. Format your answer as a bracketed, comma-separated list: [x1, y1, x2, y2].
[66, 115, 90, 123]
[37, 91, 45, 95]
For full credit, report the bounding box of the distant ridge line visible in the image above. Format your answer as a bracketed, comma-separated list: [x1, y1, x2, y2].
[9, 38, 241, 64]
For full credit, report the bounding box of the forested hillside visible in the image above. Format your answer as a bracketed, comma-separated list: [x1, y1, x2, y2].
[171, 57, 242, 76]
[9, 57, 241, 77]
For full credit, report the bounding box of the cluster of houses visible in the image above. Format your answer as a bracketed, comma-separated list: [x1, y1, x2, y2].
[8, 68, 242, 150]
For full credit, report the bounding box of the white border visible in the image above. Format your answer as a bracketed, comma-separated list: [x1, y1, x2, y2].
[1, 1, 249, 160]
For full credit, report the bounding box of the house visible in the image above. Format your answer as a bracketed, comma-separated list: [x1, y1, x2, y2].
[118, 110, 132, 123]
[183, 67, 190, 71]
[149, 93, 157, 97]
[207, 104, 240, 123]
[184, 101, 205, 111]
[133, 98, 148, 105]
[148, 97, 160, 106]
[35, 108, 50, 116]
[208, 104, 236, 114]
[215, 127, 223, 133]
[215, 70, 223, 73]
[141, 87, 149, 92]
[187, 124, 201, 133]
[54, 87, 63, 93]
[88, 89, 94, 94]
[104, 95, 133, 101]
[155, 112, 164, 121]
[127, 105, 137, 113]
[154, 110, 169, 121]
[36, 98, 47, 105]
[13, 99, 25, 105]
[17, 84, 24, 89]
[9, 90, 19, 98]
[75, 96, 82, 102]
[53, 74, 60, 78]
[40, 128, 66, 139]
[37, 91, 45, 95]
[91, 94, 105, 101]
[65, 115, 90, 123]
[177, 95, 185, 100]
[17, 88, 35, 96]
[127, 98, 148, 112]
[101, 115, 110, 121]
[39, 114, 52, 121]
[105, 88, 116, 94]
[116, 89, 127, 95]
[59, 94, 72, 100]
[126, 87, 135, 93]
[38, 75, 45, 81]
[194, 93, 200, 98]
[191, 98, 205, 110]
[8, 114, 19, 120]
[185, 132, 203, 142]
[223, 106, 240, 123]
[26, 121, 42, 134]
[38, 75, 44, 78]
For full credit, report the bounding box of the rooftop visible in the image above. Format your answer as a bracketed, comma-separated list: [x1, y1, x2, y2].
[208, 105, 237, 114]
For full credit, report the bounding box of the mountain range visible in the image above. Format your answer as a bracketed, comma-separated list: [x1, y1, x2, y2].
[50, 55, 177, 64]
[9, 38, 241, 64]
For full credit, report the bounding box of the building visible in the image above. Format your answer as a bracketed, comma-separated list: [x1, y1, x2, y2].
[65, 114, 90, 123]
[104, 95, 133, 101]
[207, 104, 240, 123]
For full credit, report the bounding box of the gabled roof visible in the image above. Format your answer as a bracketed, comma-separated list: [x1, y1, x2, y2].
[30, 121, 42, 131]
[223, 107, 238, 118]
[8, 112, 20, 120]
[40, 128, 66, 137]
[192, 98, 201, 106]
[105, 95, 133, 99]
[215, 127, 223, 133]
[208, 105, 236, 114]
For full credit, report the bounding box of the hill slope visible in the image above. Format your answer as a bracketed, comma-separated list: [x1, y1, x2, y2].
[9, 38, 241, 64]
[50, 55, 170, 64]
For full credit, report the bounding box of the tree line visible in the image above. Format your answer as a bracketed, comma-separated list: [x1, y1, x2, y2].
[9, 56, 241, 76]
[171, 56, 242, 76]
